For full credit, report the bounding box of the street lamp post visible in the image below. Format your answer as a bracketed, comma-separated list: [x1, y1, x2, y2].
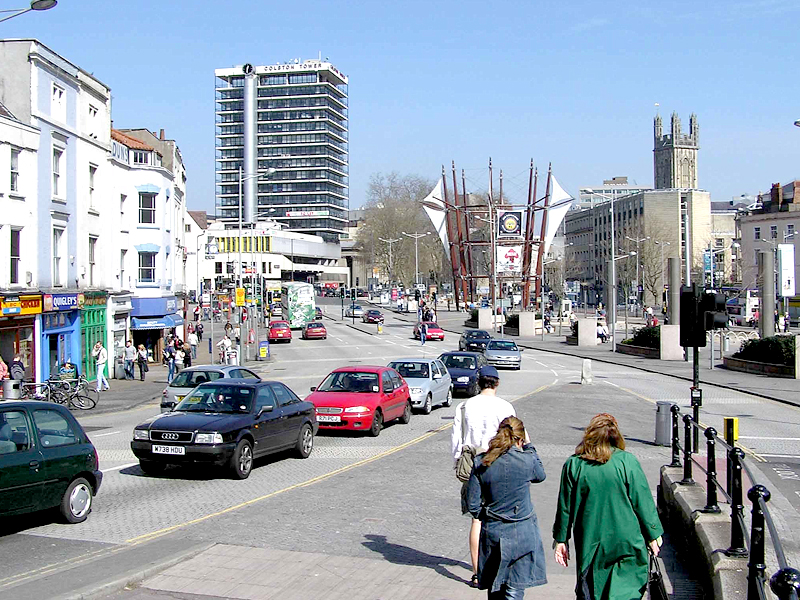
[586, 189, 618, 349]
[760, 234, 794, 316]
[653, 240, 671, 303]
[401, 231, 431, 287]
[0, 0, 56, 23]
[626, 235, 649, 314]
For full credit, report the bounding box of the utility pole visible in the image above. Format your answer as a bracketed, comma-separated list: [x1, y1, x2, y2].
[401, 232, 431, 286]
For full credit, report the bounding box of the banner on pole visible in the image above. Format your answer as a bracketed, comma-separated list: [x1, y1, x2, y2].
[778, 244, 795, 297]
[497, 246, 522, 273]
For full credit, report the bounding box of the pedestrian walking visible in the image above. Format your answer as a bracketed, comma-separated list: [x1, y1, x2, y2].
[188, 331, 199, 360]
[164, 340, 176, 382]
[466, 416, 547, 598]
[194, 305, 200, 322]
[196, 322, 204, 342]
[136, 344, 149, 381]
[91, 341, 110, 392]
[419, 321, 427, 345]
[553, 413, 663, 600]
[452, 365, 518, 588]
[217, 335, 232, 364]
[123, 340, 137, 380]
[234, 325, 241, 347]
[0, 356, 7, 381]
[9, 354, 25, 381]
[784, 313, 791, 333]
[174, 346, 185, 374]
[182, 343, 192, 368]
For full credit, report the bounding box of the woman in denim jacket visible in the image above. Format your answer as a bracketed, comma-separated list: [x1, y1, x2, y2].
[466, 416, 547, 599]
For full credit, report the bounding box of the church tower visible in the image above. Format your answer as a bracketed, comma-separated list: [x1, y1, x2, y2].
[653, 112, 699, 189]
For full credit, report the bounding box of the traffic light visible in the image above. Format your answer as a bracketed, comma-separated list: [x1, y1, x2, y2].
[680, 284, 706, 348]
[701, 292, 728, 330]
[414, 289, 421, 302]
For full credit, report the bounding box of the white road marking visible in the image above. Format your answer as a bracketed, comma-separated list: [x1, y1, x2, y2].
[101, 462, 139, 473]
[92, 430, 121, 438]
[757, 454, 800, 459]
[605, 381, 620, 388]
[739, 436, 800, 441]
[550, 369, 558, 377]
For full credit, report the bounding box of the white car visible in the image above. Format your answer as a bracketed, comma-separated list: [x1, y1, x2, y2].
[387, 358, 453, 414]
[344, 304, 364, 318]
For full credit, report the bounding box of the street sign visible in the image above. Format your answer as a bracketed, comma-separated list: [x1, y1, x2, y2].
[235, 287, 245, 306]
[241, 307, 248, 322]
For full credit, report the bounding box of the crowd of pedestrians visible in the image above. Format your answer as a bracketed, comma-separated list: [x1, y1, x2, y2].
[452, 367, 663, 599]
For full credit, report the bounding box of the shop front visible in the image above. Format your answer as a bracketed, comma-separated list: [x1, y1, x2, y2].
[109, 293, 132, 379]
[130, 296, 183, 362]
[41, 293, 82, 382]
[80, 292, 108, 383]
[0, 293, 41, 382]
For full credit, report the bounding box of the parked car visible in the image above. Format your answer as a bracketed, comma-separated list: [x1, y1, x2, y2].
[0, 401, 102, 523]
[132, 380, 316, 479]
[459, 329, 491, 352]
[438, 351, 488, 396]
[315, 306, 324, 320]
[483, 339, 522, 370]
[268, 320, 292, 343]
[387, 358, 453, 414]
[307, 366, 411, 437]
[302, 321, 328, 340]
[362, 309, 384, 324]
[161, 365, 261, 412]
[344, 304, 364, 318]
[413, 321, 445, 341]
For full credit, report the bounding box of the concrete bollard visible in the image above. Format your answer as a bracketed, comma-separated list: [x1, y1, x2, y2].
[581, 359, 593, 384]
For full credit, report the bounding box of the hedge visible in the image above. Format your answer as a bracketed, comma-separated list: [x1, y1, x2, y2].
[621, 325, 660, 349]
[733, 335, 795, 367]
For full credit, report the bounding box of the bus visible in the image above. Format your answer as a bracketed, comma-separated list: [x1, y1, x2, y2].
[726, 289, 759, 326]
[281, 282, 316, 329]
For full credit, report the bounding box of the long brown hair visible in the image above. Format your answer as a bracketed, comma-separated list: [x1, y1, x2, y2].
[482, 416, 525, 467]
[575, 413, 625, 464]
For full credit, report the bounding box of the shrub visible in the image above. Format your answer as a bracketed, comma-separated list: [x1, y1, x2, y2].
[622, 326, 660, 349]
[505, 314, 519, 328]
[570, 321, 578, 337]
[469, 309, 478, 322]
[733, 335, 795, 366]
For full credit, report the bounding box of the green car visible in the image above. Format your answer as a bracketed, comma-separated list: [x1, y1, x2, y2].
[0, 400, 102, 523]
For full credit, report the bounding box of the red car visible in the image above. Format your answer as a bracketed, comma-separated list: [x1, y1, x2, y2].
[362, 309, 384, 324]
[268, 320, 292, 343]
[307, 366, 412, 436]
[413, 322, 445, 341]
[302, 321, 327, 340]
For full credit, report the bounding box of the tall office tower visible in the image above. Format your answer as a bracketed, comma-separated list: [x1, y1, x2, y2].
[653, 112, 699, 190]
[215, 60, 349, 242]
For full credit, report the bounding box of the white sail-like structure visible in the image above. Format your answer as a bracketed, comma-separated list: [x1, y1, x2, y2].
[421, 179, 449, 251]
[543, 174, 573, 256]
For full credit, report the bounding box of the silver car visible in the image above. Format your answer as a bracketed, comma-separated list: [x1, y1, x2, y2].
[387, 358, 452, 414]
[161, 365, 261, 412]
[344, 304, 364, 317]
[483, 339, 522, 370]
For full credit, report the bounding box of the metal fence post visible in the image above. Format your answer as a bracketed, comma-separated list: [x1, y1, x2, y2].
[747, 485, 771, 600]
[726, 448, 748, 557]
[703, 427, 721, 513]
[770, 567, 800, 600]
[681, 414, 694, 485]
[670, 404, 681, 468]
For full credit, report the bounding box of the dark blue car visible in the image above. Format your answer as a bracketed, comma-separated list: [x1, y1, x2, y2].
[131, 380, 317, 479]
[438, 352, 488, 397]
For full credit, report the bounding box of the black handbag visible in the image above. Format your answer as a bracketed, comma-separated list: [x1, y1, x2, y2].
[648, 552, 668, 600]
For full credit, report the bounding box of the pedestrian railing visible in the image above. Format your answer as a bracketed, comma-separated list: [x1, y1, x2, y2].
[669, 405, 800, 600]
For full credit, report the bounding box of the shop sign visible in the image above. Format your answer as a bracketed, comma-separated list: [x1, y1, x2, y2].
[0, 295, 21, 315]
[286, 210, 329, 217]
[19, 295, 43, 315]
[44, 293, 80, 312]
[112, 317, 128, 331]
[81, 294, 107, 308]
[235, 287, 246, 306]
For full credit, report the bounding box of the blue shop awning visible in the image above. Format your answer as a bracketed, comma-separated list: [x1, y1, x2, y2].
[131, 314, 184, 330]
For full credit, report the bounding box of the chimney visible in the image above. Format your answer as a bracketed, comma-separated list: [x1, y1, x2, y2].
[159, 129, 165, 140]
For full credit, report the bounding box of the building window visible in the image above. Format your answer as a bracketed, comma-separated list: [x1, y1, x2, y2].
[52, 148, 63, 197]
[88, 165, 97, 208]
[138, 252, 156, 283]
[133, 151, 150, 165]
[120, 194, 126, 214]
[10, 228, 20, 285]
[51, 84, 65, 122]
[10, 149, 20, 193]
[184, 224, 191, 233]
[120, 249, 126, 285]
[788, 224, 795, 240]
[138, 193, 156, 224]
[754, 227, 761, 240]
[715, 238, 724, 248]
[52, 228, 64, 286]
[215, 261, 222, 274]
[88, 104, 98, 137]
[88, 236, 97, 286]
[771, 225, 778, 240]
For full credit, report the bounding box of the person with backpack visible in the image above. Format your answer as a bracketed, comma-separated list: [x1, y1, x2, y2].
[9, 355, 25, 381]
[452, 366, 520, 588]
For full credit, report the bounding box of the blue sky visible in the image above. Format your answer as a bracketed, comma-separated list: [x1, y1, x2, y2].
[7, 0, 800, 211]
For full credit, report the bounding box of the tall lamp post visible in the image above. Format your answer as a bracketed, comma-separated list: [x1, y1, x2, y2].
[653, 240, 671, 302]
[237, 167, 276, 293]
[625, 235, 650, 313]
[401, 231, 431, 286]
[0, 0, 56, 23]
[585, 189, 617, 349]
[760, 234, 794, 316]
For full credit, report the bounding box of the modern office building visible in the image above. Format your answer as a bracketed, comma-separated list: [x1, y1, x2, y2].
[214, 59, 349, 244]
[576, 177, 651, 211]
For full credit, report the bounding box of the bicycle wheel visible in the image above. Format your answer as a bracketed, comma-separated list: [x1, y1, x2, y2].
[71, 393, 97, 410]
[50, 388, 69, 404]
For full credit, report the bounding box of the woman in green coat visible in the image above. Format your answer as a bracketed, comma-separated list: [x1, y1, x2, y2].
[552, 413, 663, 600]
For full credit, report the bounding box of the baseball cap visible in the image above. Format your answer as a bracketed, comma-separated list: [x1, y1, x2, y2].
[478, 365, 500, 379]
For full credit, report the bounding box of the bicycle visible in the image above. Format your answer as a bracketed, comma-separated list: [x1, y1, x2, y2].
[49, 376, 96, 410]
[20, 381, 52, 402]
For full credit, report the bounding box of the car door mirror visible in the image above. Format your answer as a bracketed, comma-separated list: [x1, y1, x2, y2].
[519, 348, 523, 352]
[258, 404, 274, 416]
[310, 386, 317, 392]
[432, 373, 442, 380]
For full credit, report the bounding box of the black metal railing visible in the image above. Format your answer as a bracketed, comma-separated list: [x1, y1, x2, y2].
[670, 406, 800, 600]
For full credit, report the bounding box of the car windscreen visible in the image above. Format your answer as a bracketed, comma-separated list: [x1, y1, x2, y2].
[441, 355, 477, 370]
[388, 362, 429, 379]
[466, 331, 490, 339]
[175, 384, 254, 413]
[307, 323, 323, 329]
[270, 322, 287, 329]
[169, 370, 223, 389]
[317, 371, 380, 393]
[487, 341, 518, 351]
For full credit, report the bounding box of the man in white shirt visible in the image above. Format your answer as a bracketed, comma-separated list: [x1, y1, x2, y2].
[91, 341, 110, 392]
[187, 331, 199, 360]
[451, 365, 516, 587]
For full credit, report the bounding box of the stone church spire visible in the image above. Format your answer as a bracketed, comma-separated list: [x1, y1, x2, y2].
[653, 111, 699, 189]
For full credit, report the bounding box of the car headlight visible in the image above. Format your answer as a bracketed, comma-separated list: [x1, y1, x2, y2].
[410, 387, 423, 394]
[194, 432, 224, 444]
[133, 429, 149, 441]
[457, 376, 470, 383]
[344, 406, 370, 413]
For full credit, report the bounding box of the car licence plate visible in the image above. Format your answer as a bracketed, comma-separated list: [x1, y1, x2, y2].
[317, 415, 341, 423]
[152, 445, 185, 455]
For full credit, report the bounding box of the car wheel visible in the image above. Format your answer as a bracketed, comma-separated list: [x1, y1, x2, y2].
[60, 477, 92, 524]
[139, 460, 166, 476]
[422, 393, 432, 415]
[443, 387, 453, 407]
[230, 439, 253, 479]
[295, 423, 314, 458]
[399, 401, 412, 424]
[368, 410, 383, 437]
